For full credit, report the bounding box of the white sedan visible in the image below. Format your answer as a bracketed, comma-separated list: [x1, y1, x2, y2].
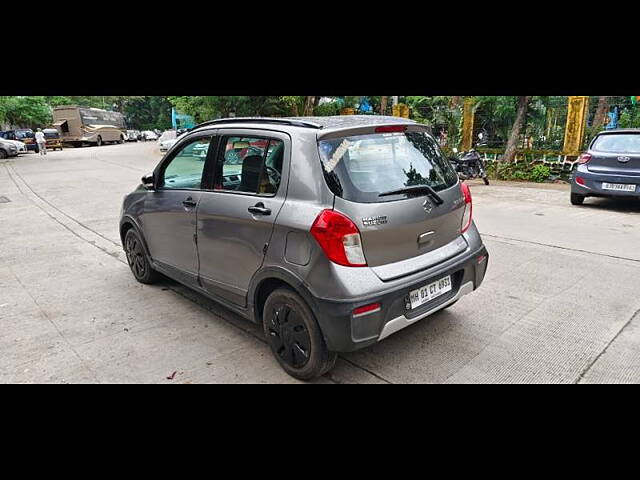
[159, 138, 178, 152]
[1, 139, 28, 154]
[142, 131, 158, 141]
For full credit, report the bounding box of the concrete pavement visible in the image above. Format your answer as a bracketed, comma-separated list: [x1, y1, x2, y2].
[1, 142, 639, 383]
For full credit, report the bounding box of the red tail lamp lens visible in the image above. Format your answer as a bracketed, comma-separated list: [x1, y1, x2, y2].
[374, 125, 407, 133]
[310, 210, 367, 267]
[578, 153, 592, 164]
[460, 182, 473, 233]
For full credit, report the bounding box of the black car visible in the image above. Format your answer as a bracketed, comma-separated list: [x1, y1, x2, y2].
[571, 129, 640, 205]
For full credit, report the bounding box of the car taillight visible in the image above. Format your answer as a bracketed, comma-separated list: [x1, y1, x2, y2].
[575, 176, 586, 186]
[310, 210, 367, 267]
[578, 153, 592, 164]
[460, 182, 473, 234]
[374, 125, 407, 133]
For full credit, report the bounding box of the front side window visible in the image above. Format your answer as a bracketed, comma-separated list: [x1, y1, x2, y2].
[216, 136, 284, 195]
[318, 130, 459, 203]
[160, 136, 211, 190]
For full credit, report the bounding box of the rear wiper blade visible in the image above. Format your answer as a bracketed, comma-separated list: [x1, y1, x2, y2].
[378, 185, 444, 205]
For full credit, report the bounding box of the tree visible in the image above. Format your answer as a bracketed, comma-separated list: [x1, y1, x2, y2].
[379, 96, 388, 115]
[502, 96, 531, 163]
[121, 96, 172, 130]
[592, 96, 609, 129]
[1, 96, 52, 128]
[303, 96, 315, 116]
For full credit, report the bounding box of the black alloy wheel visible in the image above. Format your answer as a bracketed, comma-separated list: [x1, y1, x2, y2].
[263, 288, 337, 380]
[124, 229, 158, 284]
[267, 303, 312, 369]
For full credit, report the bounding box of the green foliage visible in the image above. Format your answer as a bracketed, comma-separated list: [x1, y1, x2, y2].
[121, 96, 172, 130]
[406, 96, 462, 146]
[618, 107, 640, 128]
[487, 161, 552, 183]
[314, 102, 340, 116]
[0, 96, 52, 128]
[167, 96, 292, 122]
[529, 164, 552, 183]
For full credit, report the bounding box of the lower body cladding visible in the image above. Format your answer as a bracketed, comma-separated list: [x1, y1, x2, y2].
[310, 245, 489, 353]
[572, 169, 640, 199]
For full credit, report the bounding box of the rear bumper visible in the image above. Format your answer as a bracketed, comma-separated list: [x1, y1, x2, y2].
[311, 244, 489, 352]
[572, 167, 640, 197]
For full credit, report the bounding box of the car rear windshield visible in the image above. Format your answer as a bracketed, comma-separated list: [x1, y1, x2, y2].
[318, 131, 459, 203]
[592, 134, 640, 153]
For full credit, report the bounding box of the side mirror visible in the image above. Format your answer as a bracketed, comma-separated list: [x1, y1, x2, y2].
[141, 173, 155, 190]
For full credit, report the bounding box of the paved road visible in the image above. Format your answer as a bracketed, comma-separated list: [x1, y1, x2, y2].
[1, 142, 639, 383]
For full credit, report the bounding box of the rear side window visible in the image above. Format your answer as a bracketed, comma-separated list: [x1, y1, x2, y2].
[318, 131, 458, 203]
[592, 134, 640, 153]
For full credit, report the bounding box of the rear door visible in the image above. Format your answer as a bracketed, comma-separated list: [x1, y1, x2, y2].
[196, 130, 289, 307]
[587, 132, 640, 176]
[318, 126, 465, 275]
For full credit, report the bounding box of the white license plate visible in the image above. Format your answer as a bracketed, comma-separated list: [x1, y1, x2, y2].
[408, 275, 452, 310]
[602, 182, 636, 192]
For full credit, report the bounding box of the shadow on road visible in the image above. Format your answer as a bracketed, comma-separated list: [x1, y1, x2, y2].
[579, 197, 640, 214]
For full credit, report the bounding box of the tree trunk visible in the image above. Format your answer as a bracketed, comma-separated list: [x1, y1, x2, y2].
[592, 96, 609, 129]
[450, 96, 462, 108]
[380, 96, 388, 115]
[502, 96, 531, 163]
[303, 96, 315, 116]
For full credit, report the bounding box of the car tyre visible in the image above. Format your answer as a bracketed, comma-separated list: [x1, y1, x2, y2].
[96, 136, 103, 147]
[570, 193, 585, 205]
[0, 150, 7, 159]
[483, 176, 490, 185]
[263, 288, 337, 380]
[124, 229, 159, 284]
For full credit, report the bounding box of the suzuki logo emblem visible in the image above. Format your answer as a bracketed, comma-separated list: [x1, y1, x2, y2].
[422, 199, 433, 214]
[618, 156, 631, 163]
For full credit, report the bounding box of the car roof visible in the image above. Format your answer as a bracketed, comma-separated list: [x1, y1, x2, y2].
[190, 115, 420, 137]
[596, 129, 640, 135]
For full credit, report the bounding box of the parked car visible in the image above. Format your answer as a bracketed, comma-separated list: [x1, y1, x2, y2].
[159, 138, 178, 152]
[571, 129, 640, 205]
[1, 129, 39, 152]
[0, 139, 19, 159]
[126, 130, 141, 142]
[43, 129, 63, 151]
[119, 116, 489, 379]
[141, 130, 158, 141]
[0, 138, 27, 154]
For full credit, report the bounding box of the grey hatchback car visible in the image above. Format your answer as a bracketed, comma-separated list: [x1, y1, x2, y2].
[119, 116, 489, 379]
[571, 129, 640, 205]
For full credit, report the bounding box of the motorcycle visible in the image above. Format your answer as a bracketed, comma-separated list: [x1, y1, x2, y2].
[449, 148, 490, 185]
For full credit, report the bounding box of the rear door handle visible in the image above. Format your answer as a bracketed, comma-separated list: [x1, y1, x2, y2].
[182, 197, 197, 208]
[248, 202, 271, 216]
